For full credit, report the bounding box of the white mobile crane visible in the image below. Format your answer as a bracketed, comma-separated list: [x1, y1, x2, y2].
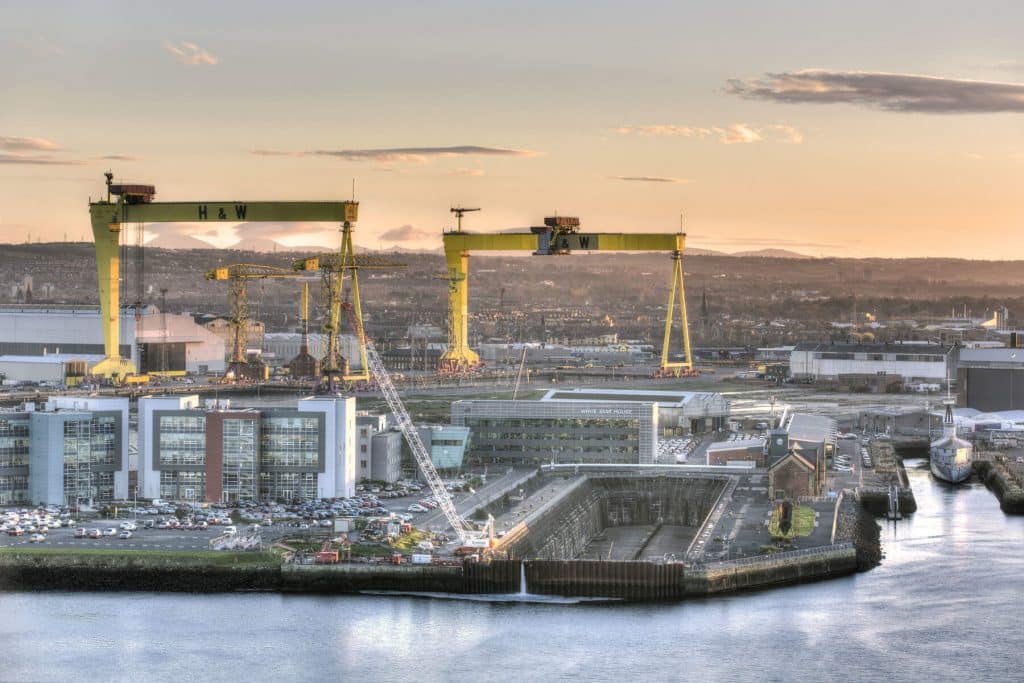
[343, 303, 493, 550]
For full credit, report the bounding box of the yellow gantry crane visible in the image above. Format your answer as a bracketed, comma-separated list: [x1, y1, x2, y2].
[439, 212, 693, 377]
[87, 173, 358, 379]
[204, 264, 301, 381]
[292, 234, 406, 385]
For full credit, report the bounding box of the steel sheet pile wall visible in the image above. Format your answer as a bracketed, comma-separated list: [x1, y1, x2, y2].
[525, 560, 687, 600]
[462, 559, 520, 594]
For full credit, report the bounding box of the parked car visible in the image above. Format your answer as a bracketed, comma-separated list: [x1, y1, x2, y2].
[102, 528, 117, 537]
[73, 528, 87, 538]
[118, 530, 133, 539]
[87, 529, 102, 539]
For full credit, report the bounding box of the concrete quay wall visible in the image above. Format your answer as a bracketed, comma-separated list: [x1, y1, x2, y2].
[688, 544, 858, 595]
[974, 460, 1024, 514]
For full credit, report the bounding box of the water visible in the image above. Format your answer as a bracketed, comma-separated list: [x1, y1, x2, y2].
[3, 459, 1022, 682]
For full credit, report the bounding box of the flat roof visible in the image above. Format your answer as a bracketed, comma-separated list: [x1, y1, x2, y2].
[960, 348, 1024, 364]
[793, 342, 953, 354]
[707, 437, 765, 451]
[541, 387, 723, 407]
[785, 413, 837, 443]
[0, 354, 104, 364]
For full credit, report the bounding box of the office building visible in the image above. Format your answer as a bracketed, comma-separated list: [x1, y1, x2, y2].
[417, 425, 471, 472]
[139, 395, 355, 503]
[452, 399, 656, 465]
[0, 397, 129, 506]
[539, 387, 729, 434]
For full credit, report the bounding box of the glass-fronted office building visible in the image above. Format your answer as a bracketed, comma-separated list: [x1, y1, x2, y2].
[139, 396, 355, 503]
[451, 400, 657, 465]
[0, 397, 130, 506]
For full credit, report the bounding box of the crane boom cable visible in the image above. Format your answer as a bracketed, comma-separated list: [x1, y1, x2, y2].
[342, 303, 472, 539]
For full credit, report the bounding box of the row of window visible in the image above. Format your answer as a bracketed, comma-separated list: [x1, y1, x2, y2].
[470, 432, 637, 442]
[157, 471, 319, 502]
[0, 475, 29, 504]
[63, 470, 114, 504]
[464, 418, 640, 430]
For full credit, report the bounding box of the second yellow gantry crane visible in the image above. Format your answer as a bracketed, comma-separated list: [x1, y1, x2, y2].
[439, 212, 693, 377]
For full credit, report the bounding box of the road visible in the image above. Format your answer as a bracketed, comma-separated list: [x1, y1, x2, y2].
[410, 467, 536, 532]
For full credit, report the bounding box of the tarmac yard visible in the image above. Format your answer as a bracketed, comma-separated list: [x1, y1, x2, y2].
[0, 524, 288, 552]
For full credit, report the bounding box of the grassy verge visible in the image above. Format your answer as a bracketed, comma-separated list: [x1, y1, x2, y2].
[769, 505, 816, 540]
[390, 529, 430, 552]
[0, 546, 280, 566]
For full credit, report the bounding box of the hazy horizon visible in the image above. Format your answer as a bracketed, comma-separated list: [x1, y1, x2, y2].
[2, 1, 1023, 258]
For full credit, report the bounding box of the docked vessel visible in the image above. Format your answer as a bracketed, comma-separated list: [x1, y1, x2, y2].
[930, 394, 973, 484]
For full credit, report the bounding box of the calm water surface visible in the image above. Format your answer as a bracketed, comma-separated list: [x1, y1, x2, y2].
[3, 459, 1022, 682]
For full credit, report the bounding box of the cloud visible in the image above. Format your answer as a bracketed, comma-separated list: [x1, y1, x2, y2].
[610, 175, 689, 184]
[379, 224, 434, 242]
[446, 168, 485, 176]
[163, 40, 218, 66]
[252, 145, 538, 163]
[96, 155, 142, 162]
[614, 123, 801, 144]
[251, 149, 303, 157]
[726, 69, 1024, 113]
[0, 152, 84, 165]
[0, 136, 62, 152]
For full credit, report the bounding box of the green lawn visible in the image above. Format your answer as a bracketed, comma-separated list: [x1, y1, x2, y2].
[768, 505, 816, 540]
[0, 546, 280, 566]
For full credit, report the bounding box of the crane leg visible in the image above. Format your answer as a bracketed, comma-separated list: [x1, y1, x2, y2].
[89, 209, 137, 379]
[656, 251, 695, 378]
[438, 249, 480, 373]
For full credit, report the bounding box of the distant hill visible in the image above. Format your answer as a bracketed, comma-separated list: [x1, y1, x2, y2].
[730, 248, 813, 259]
[686, 247, 725, 256]
[148, 234, 216, 250]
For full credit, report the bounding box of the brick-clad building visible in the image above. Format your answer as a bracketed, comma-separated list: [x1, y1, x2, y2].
[767, 451, 818, 500]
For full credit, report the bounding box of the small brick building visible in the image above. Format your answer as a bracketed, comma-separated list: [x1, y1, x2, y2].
[767, 451, 818, 500]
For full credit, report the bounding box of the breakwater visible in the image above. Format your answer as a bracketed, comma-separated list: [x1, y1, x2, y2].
[974, 459, 1024, 514]
[858, 443, 917, 515]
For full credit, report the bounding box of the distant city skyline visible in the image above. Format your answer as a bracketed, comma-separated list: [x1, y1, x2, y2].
[2, 1, 1023, 258]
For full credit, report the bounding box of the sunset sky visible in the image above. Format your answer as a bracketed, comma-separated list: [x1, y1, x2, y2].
[2, 1, 1023, 258]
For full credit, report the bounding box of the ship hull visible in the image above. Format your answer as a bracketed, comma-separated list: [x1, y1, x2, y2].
[930, 456, 972, 484]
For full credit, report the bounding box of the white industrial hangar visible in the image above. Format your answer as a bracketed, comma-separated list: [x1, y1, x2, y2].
[0, 305, 225, 378]
[790, 342, 956, 384]
[540, 387, 730, 433]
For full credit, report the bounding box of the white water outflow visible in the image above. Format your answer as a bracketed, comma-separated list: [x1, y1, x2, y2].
[519, 563, 528, 595]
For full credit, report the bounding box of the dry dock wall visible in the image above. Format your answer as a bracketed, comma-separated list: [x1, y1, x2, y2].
[502, 474, 727, 560]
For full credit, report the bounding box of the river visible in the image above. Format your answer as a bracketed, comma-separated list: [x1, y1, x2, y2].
[2, 459, 1022, 682]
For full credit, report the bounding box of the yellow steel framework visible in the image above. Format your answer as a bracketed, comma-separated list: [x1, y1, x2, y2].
[292, 240, 406, 385]
[87, 173, 357, 379]
[205, 264, 301, 380]
[439, 216, 693, 376]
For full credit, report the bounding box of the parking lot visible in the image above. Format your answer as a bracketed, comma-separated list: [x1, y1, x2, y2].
[0, 523, 240, 551]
